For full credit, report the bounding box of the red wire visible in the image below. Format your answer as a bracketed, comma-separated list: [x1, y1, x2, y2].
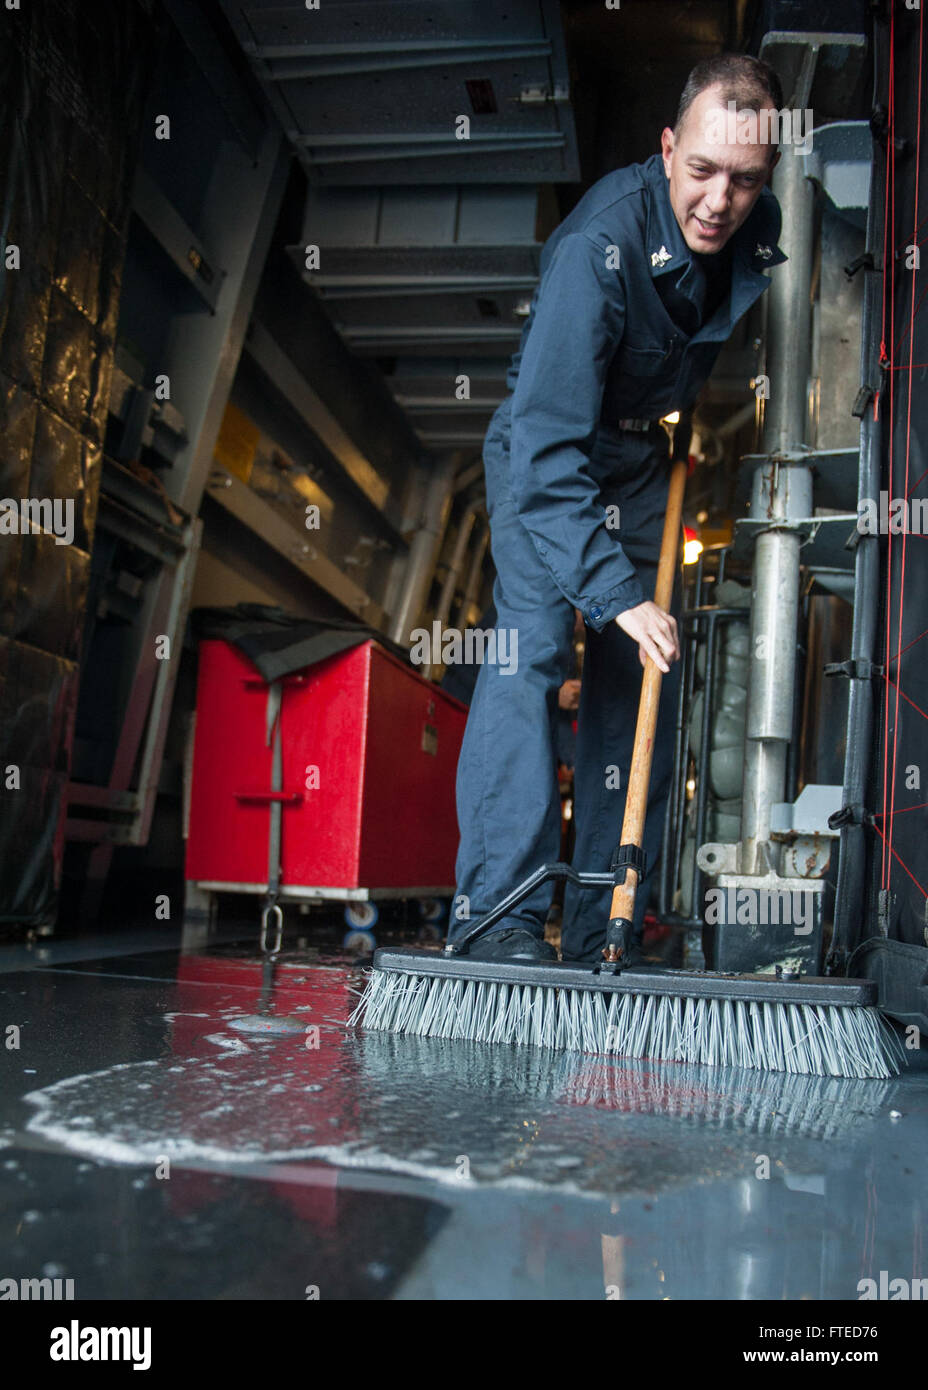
[880, 8, 895, 887]
[886, 1, 925, 894]
[872, 820, 928, 898]
[906, 469, 928, 496]
[888, 619, 928, 662]
[873, 799, 928, 817]
[899, 212, 928, 249]
[880, 17, 891, 359]
[893, 281, 928, 358]
[884, 672, 928, 724]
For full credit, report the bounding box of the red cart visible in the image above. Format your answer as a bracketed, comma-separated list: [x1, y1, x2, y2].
[185, 639, 467, 948]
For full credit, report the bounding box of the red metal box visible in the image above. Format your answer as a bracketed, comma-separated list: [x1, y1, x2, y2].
[185, 639, 467, 894]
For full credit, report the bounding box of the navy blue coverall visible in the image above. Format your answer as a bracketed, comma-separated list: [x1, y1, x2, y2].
[453, 151, 786, 961]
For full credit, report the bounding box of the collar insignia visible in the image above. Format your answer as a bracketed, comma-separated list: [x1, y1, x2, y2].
[650, 244, 672, 268]
[754, 243, 773, 260]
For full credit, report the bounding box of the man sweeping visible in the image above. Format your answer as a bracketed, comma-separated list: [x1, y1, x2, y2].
[452, 53, 787, 964]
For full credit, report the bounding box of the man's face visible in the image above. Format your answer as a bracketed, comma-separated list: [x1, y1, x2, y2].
[661, 83, 780, 255]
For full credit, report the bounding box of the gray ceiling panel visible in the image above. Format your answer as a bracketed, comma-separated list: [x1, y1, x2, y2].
[390, 359, 511, 396]
[322, 285, 531, 327]
[341, 326, 522, 354]
[217, 0, 579, 456]
[218, 0, 765, 472]
[220, 0, 579, 184]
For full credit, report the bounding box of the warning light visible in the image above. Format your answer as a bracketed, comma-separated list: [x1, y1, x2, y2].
[683, 525, 703, 566]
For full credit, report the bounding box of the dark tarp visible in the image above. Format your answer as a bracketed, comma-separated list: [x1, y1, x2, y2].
[190, 603, 410, 684]
[0, 0, 153, 924]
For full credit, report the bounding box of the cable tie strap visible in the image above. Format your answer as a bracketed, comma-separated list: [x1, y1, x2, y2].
[828, 804, 873, 831]
[611, 842, 648, 885]
[824, 659, 884, 680]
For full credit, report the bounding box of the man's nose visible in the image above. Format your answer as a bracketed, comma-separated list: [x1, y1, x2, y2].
[703, 176, 732, 214]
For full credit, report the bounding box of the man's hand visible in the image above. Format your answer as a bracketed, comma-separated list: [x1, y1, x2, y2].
[615, 601, 680, 674]
[558, 678, 581, 712]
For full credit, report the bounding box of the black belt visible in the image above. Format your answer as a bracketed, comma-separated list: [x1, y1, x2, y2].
[616, 417, 663, 432]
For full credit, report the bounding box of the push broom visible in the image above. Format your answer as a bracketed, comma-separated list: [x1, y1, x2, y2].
[352, 454, 903, 1080]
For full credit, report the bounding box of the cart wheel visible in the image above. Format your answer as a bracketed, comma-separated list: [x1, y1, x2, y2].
[417, 897, 448, 941]
[342, 928, 377, 954]
[344, 902, 379, 930]
[418, 897, 446, 923]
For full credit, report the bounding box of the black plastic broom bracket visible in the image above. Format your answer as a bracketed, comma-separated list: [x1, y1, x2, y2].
[598, 915, 635, 973]
[611, 842, 648, 886]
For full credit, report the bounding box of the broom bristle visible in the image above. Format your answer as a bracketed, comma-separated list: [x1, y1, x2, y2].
[350, 969, 905, 1080]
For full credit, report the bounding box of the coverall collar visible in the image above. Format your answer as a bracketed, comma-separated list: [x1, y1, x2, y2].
[642, 152, 786, 341]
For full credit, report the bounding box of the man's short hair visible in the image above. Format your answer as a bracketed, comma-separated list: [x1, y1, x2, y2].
[674, 53, 784, 151]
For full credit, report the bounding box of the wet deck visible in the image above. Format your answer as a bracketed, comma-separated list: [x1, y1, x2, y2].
[1, 925, 925, 1300]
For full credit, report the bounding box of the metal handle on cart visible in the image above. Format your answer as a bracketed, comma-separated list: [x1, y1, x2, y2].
[260, 902, 283, 956]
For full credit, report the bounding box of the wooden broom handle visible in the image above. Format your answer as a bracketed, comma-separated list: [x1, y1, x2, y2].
[608, 453, 687, 925]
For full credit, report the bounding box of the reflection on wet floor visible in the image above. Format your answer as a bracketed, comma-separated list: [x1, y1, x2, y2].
[1, 936, 926, 1299]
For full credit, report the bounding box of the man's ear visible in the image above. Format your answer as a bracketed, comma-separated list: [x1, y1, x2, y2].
[767, 149, 781, 180]
[660, 126, 675, 178]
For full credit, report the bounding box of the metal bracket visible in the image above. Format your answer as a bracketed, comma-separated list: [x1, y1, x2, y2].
[758, 31, 866, 111]
[770, 784, 844, 838]
[845, 251, 878, 280]
[518, 82, 569, 104]
[696, 842, 739, 876]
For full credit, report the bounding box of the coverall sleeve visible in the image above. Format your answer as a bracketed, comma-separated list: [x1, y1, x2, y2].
[509, 231, 646, 632]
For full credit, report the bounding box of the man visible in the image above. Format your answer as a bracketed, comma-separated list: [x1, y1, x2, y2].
[442, 600, 582, 769]
[452, 53, 787, 962]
